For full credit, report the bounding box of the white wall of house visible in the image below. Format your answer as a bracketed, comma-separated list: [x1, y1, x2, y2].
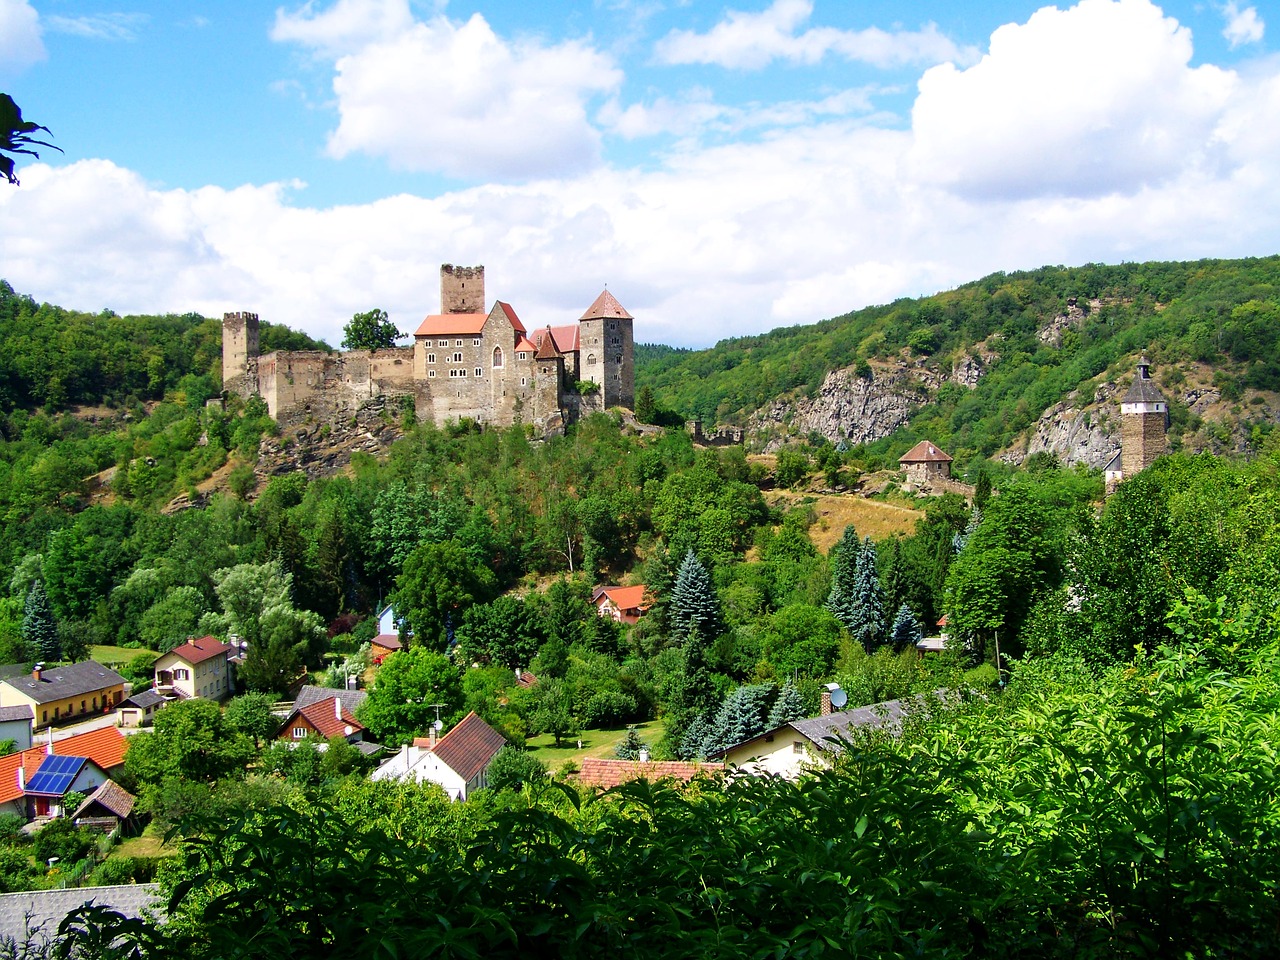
[154, 653, 229, 701]
[723, 733, 825, 779]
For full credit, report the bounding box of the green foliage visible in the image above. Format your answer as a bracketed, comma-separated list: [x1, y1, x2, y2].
[825, 524, 859, 629]
[669, 550, 721, 641]
[394, 540, 496, 651]
[456, 596, 542, 669]
[21, 579, 56, 661]
[124, 699, 255, 789]
[486, 746, 547, 792]
[529, 677, 577, 747]
[340, 308, 404, 351]
[890, 603, 923, 650]
[30, 818, 94, 866]
[849, 537, 886, 651]
[357, 647, 463, 747]
[765, 680, 805, 728]
[614, 726, 647, 760]
[223, 692, 281, 749]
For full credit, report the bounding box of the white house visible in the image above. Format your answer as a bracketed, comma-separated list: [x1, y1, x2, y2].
[371, 711, 506, 801]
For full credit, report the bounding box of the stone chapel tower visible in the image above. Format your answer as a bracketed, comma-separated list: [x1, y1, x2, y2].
[1120, 356, 1168, 477]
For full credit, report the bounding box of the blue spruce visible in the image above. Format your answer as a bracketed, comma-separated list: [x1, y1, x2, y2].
[849, 537, 886, 651]
[890, 603, 923, 651]
[766, 680, 806, 728]
[825, 524, 860, 631]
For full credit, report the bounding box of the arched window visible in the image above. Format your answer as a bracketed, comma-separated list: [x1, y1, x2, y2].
[587, 353, 596, 364]
[492, 346, 504, 368]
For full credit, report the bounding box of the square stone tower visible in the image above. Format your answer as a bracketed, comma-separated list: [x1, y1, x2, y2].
[222, 311, 260, 398]
[1120, 356, 1168, 477]
[577, 289, 635, 410]
[440, 264, 485, 314]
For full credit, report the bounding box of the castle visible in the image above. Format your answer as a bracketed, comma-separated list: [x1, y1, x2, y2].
[222, 265, 635, 433]
[1104, 356, 1168, 492]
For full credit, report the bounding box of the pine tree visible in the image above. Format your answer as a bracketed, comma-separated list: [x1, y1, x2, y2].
[670, 550, 721, 641]
[890, 603, 923, 651]
[766, 680, 806, 728]
[704, 684, 773, 756]
[22, 580, 59, 662]
[678, 714, 716, 761]
[849, 537, 886, 651]
[826, 525, 860, 630]
[615, 726, 647, 760]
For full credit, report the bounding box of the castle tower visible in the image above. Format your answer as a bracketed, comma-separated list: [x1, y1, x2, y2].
[222, 311, 260, 398]
[1120, 356, 1167, 477]
[440, 264, 485, 314]
[577, 289, 635, 409]
[533, 326, 566, 424]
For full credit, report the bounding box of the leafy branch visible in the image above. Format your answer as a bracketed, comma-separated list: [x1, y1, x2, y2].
[1, 93, 62, 186]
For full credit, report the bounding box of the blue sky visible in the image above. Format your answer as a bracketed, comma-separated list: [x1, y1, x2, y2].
[0, 0, 1276, 348]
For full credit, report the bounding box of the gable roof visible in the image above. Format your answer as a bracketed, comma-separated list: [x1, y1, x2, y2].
[371, 634, 403, 651]
[160, 635, 230, 666]
[593, 585, 649, 611]
[294, 685, 368, 713]
[415, 312, 489, 337]
[121, 689, 166, 710]
[490, 301, 527, 334]
[1, 662, 125, 705]
[898, 440, 953, 464]
[0, 727, 128, 804]
[72, 779, 136, 820]
[714, 697, 921, 762]
[580, 289, 633, 321]
[533, 328, 563, 361]
[514, 335, 538, 353]
[431, 712, 507, 783]
[574, 758, 711, 789]
[282, 700, 365, 740]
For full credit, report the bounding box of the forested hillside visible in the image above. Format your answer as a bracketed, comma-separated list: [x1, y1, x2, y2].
[637, 256, 1280, 466]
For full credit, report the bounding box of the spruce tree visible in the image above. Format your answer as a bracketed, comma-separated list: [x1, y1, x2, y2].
[666, 626, 718, 754]
[890, 603, 923, 651]
[678, 714, 716, 761]
[766, 680, 806, 728]
[615, 726, 647, 760]
[670, 550, 721, 641]
[826, 525, 860, 631]
[704, 683, 773, 757]
[22, 580, 59, 662]
[849, 537, 886, 651]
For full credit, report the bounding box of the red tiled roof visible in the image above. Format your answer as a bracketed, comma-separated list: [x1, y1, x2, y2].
[593, 585, 648, 611]
[0, 727, 129, 804]
[72, 779, 136, 819]
[432, 711, 507, 782]
[514, 336, 538, 352]
[898, 440, 953, 464]
[163, 635, 231, 666]
[371, 634, 403, 651]
[534, 328, 563, 361]
[283, 700, 365, 740]
[579, 289, 633, 321]
[574, 758, 715, 789]
[415, 313, 488, 337]
[515, 671, 538, 688]
[492, 301, 527, 334]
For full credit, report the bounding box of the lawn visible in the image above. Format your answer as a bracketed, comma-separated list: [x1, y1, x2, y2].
[113, 826, 179, 859]
[89, 644, 159, 667]
[525, 718, 667, 772]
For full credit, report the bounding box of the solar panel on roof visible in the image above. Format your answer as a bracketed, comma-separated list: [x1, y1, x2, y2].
[24, 755, 86, 796]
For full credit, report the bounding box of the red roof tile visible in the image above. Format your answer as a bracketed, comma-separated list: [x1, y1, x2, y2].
[533, 328, 563, 361]
[492, 301, 527, 334]
[593, 585, 648, 611]
[574, 758, 715, 789]
[579, 289, 633, 321]
[163, 635, 231, 666]
[514, 336, 538, 352]
[0, 727, 129, 804]
[415, 313, 488, 337]
[432, 711, 507, 782]
[282, 700, 365, 740]
[898, 440, 953, 464]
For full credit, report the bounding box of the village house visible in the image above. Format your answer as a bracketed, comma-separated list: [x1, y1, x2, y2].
[153, 636, 233, 702]
[592, 585, 650, 625]
[0, 705, 33, 751]
[898, 440, 954, 486]
[573, 757, 712, 790]
[116, 689, 166, 728]
[0, 727, 129, 821]
[371, 711, 506, 801]
[223, 265, 636, 435]
[0, 662, 125, 731]
[278, 695, 366, 744]
[370, 634, 403, 665]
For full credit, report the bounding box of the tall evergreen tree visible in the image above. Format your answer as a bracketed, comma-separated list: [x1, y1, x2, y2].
[670, 550, 722, 641]
[826, 525, 860, 630]
[850, 538, 886, 650]
[22, 580, 59, 662]
[667, 625, 718, 756]
[704, 683, 774, 757]
[615, 726, 647, 760]
[890, 603, 923, 651]
[766, 680, 806, 728]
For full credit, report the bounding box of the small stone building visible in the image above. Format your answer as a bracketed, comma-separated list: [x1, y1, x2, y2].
[898, 441, 954, 486]
[1105, 356, 1169, 494]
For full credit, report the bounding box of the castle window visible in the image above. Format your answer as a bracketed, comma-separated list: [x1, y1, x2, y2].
[587, 354, 596, 364]
[421, 339, 431, 347]
[492, 347, 504, 368]
[521, 377, 527, 386]
[428, 354, 436, 364]
[517, 352, 527, 360]
[475, 368, 483, 378]
[428, 370, 436, 378]
[455, 339, 463, 347]
[608, 321, 617, 331]
[472, 338, 480, 346]
[610, 337, 621, 347]
[453, 352, 463, 363]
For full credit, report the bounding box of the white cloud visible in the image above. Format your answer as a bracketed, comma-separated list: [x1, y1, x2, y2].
[908, 0, 1237, 200]
[0, 0, 45, 73]
[273, 0, 622, 180]
[600, 87, 876, 139]
[654, 0, 975, 70]
[45, 12, 149, 41]
[1222, 2, 1264, 47]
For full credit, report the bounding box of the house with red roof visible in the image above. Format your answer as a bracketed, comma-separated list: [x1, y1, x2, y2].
[154, 636, 233, 702]
[371, 711, 507, 801]
[573, 758, 715, 791]
[592, 585, 651, 625]
[370, 634, 403, 665]
[898, 441, 954, 486]
[223, 264, 635, 436]
[0, 726, 129, 821]
[278, 696, 366, 744]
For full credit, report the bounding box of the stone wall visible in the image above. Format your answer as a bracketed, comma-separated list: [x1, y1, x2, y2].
[222, 312, 259, 398]
[1122, 409, 1167, 477]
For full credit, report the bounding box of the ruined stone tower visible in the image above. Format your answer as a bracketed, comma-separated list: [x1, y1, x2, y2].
[222, 311, 260, 398]
[1120, 356, 1167, 477]
[577, 289, 635, 409]
[440, 264, 485, 314]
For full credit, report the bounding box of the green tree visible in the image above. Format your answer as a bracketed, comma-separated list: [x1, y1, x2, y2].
[485, 746, 546, 791]
[825, 525, 859, 631]
[1, 93, 61, 186]
[456, 596, 542, 670]
[850, 538, 886, 651]
[890, 603, 923, 651]
[22, 580, 58, 662]
[634, 385, 657, 424]
[670, 550, 721, 641]
[394, 540, 496, 652]
[341, 308, 404, 351]
[357, 647, 463, 747]
[530, 677, 577, 747]
[615, 726, 647, 760]
[123, 699, 254, 788]
[766, 680, 805, 728]
[223, 693, 281, 749]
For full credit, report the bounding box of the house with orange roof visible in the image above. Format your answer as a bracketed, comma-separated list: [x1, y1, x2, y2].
[898, 440, 954, 486]
[592, 585, 651, 625]
[371, 711, 507, 801]
[278, 696, 366, 744]
[0, 726, 129, 821]
[154, 635, 233, 702]
[223, 264, 635, 435]
[573, 758, 716, 791]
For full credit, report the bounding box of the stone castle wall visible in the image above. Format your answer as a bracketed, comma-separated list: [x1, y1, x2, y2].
[1121, 410, 1167, 477]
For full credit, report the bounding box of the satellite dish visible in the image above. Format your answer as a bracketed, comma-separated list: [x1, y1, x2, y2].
[825, 682, 848, 709]
[432, 720, 443, 732]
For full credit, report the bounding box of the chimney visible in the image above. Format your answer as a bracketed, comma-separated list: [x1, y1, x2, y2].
[820, 690, 832, 715]
[429, 726, 437, 751]
[334, 697, 342, 721]
[17, 766, 24, 791]
[32, 663, 43, 682]
[638, 747, 650, 763]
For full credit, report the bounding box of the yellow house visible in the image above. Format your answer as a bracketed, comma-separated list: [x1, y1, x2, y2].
[154, 636, 233, 701]
[0, 661, 126, 730]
